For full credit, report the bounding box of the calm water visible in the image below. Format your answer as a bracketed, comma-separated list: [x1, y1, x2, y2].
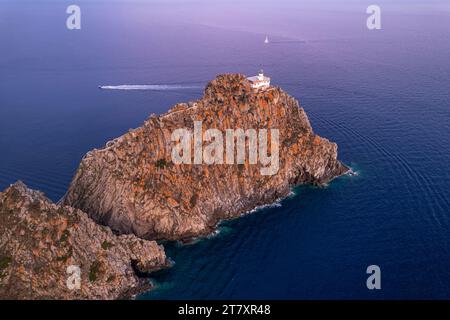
[1, 1, 449, 299]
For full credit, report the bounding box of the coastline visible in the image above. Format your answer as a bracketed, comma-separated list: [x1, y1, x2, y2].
[175, 164, 351, 245]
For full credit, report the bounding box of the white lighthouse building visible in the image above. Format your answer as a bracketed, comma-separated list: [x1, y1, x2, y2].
[247, 70, 271, 90]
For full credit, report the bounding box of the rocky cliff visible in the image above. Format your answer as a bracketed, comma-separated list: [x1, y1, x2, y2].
[62, 74, 348, 241]
[0, 182, 169, 300]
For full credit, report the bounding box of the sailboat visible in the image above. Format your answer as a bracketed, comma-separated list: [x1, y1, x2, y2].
[264, 35, 269, 44]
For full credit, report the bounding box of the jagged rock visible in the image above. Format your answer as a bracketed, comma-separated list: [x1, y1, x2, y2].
[0, 182, 169, 300]
[62, 74, 348, 241]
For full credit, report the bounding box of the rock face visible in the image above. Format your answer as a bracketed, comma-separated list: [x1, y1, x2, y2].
[62, 74, 348, 241]
[0, 182, 168, 300]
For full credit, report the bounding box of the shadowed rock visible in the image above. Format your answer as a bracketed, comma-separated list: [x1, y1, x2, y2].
[0, 182, 169, 300]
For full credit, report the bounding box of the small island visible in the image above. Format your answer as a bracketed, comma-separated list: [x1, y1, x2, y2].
[62, 73, 348, 241]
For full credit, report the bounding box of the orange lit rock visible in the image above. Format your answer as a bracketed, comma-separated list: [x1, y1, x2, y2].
[62, 74, 348, 241]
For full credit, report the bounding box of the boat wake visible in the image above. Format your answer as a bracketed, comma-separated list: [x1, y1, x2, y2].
[98, 84, 202, 91]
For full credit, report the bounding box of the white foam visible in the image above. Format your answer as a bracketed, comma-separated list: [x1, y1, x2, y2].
[247, 200, 282, 215]
[98, 84, 202, 90]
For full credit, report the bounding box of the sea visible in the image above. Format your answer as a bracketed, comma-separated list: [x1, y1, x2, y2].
[0, 0, 449, 299]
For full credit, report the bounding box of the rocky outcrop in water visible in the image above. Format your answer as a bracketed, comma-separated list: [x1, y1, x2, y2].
[62, 74, 348, 241]
[0, 182, 168, 300]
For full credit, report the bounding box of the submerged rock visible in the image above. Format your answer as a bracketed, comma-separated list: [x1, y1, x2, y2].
[0, 182, 169, 300]
[62, 74, 348, 241]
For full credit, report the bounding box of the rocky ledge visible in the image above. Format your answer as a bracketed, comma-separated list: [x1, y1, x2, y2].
[0, 182, 169, 300]
[62, 74, 348, 241]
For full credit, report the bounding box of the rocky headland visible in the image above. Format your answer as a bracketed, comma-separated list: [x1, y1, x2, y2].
[62, 74, 348, 241]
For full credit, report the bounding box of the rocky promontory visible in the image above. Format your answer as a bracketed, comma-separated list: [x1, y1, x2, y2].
[62, 74, 348, 241]
[0, 182, 169, 300]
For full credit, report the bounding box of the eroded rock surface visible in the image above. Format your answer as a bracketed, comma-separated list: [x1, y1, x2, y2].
[63, 74, 348, 241]
[0, 182, 168, 300]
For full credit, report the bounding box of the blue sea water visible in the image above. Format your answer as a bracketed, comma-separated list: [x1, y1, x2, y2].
[1, 1, 449, 299]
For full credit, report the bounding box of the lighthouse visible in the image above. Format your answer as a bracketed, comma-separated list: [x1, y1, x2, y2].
[247, 70, 271, 90]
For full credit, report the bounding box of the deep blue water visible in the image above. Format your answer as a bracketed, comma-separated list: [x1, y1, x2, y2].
[1, 1, 449, 299]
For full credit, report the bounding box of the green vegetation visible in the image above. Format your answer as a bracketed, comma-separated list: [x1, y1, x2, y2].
[101, 240, 114, 250]
[155, 159, 167, 169]
[59, 229, 70, 243]
[89, 260, 101, 282]
[0, 255, 12, 271]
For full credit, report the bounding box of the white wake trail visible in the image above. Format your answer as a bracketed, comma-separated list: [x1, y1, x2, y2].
[98, 84, 202, 90]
